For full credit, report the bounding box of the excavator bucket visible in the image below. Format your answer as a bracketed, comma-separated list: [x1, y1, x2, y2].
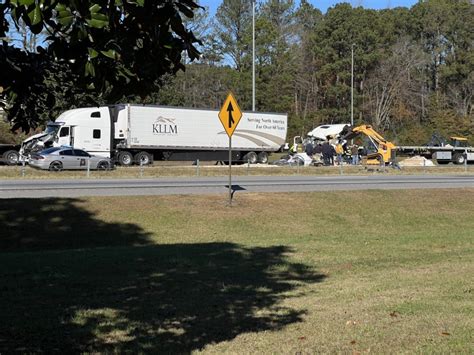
[340, 126, 358, 140]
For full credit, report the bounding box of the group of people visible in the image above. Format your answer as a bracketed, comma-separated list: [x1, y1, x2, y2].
[304, 138, 360, 166]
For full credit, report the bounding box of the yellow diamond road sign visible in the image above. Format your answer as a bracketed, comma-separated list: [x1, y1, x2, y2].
[218, 92, 243, 138]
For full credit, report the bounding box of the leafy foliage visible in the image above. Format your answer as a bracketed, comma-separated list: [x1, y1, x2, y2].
[2, 0, 472, 144]
[0, 0, 202, 132]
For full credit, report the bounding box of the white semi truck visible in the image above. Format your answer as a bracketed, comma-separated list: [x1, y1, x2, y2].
[20, 104, 288, 165]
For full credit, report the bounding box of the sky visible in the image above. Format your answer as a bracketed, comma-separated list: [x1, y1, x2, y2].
[198, 0, 419, 14]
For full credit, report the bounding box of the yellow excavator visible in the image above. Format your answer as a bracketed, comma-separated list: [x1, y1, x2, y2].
[341, 125, 397, 165]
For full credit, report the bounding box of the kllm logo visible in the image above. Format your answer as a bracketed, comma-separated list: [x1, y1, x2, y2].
[153, 116, 178, 135]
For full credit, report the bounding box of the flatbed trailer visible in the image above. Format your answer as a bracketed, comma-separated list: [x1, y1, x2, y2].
[397, 145, 474, 165]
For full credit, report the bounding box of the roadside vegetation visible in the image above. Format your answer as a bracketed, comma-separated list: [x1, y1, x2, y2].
[1, 163, 474, 179]
[1, 189, 473, 352]
[0, 120, 26, 145]
[160, 0, 474, 143]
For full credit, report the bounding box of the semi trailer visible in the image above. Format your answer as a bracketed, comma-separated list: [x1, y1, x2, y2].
[20, 104, 288, 165]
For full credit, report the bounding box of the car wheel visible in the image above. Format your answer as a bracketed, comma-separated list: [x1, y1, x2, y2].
[3, 150, 19, 166]
[49, 161, 63, 172]
[118, 151, 133, 166]
[97, 161, 110, 170]
[257, 152, 269, 164]
[134, 151, 152, 165]
[243, 152, 258, 164]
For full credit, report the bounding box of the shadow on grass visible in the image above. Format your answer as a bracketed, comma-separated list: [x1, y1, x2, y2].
[1, 198, 325, 352]
[0, 198, 152, 251]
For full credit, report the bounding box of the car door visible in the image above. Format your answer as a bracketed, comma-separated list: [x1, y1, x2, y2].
[73, 149, 91, 170]
[58, 149, 76, 169]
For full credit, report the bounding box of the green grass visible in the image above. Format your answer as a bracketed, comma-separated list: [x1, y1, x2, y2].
[1, 163, 474, 179]
[1, 190, 473, 352]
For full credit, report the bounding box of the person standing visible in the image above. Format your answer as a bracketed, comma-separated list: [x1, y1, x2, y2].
[335, 140, 344, 165]
[322, 141, 332, 166]
[351, 144, 359, 165]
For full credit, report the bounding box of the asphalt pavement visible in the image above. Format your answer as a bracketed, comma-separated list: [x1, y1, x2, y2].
[1, 174, 474, 198]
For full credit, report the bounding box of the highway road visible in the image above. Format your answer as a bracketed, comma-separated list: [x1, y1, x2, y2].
[1, 174, 474, 198]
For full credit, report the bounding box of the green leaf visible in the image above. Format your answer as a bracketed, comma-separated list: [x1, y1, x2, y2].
[19, 0, 35, 7]
[58, 10, 74, 27]
[117, 66, 135, 80]
[86, 18, 108, 29]
[55, 3, 66, 11]
[86, 12, 109, 28]
[100, 49, 116, 59]
[115, 0, 123, 6]
[10, 0, 19, 7]
[85, 62, 95, 77]
[28, 5, 42, 26]
[89, 4, 101, 13]
[9, 91, 18, 102]
[88, 48, 99, 59]
[91, 13, 108, 21]
[126, 0, 144, 6]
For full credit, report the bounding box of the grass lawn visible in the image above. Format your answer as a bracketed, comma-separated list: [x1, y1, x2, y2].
[1, 189, 473, 352]
[0, 163, 474, 179]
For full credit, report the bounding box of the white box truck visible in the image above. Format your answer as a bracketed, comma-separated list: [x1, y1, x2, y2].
[20, 104, 288, 165]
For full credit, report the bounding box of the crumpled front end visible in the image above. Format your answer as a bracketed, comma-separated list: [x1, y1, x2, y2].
[19, 124, 62, 162]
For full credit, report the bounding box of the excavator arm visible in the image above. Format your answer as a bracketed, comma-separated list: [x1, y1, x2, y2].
[341, 125, 397, 165]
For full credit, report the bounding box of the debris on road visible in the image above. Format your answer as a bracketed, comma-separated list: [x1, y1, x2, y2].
[272, 153, 314, 166]
[398, 156, 435, 167]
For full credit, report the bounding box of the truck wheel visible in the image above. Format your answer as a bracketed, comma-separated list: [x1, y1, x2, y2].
[118, 151, 133, 166]
[453, 153, 465, 165]
[244, 152, 258, 164]
[257, 152, 269, 164]
[134, 151, 153, 165]
[49, 161, 63, 171]
[3, 150, 19, 165]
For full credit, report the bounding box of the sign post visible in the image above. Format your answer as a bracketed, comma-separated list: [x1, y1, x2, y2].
[218, 92, 243, 206]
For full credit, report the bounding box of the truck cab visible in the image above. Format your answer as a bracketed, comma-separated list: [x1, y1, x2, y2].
[21, 107, 113, 159]
[54, 107, 111, 157]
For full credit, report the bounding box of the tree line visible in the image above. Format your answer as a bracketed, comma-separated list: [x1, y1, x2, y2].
[1, 0, 473, 146]
[158, 0, 473, 144]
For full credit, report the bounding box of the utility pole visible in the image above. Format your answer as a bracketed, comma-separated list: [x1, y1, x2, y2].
[252, 0, 256, 112]
[351, 43, 354, 127]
